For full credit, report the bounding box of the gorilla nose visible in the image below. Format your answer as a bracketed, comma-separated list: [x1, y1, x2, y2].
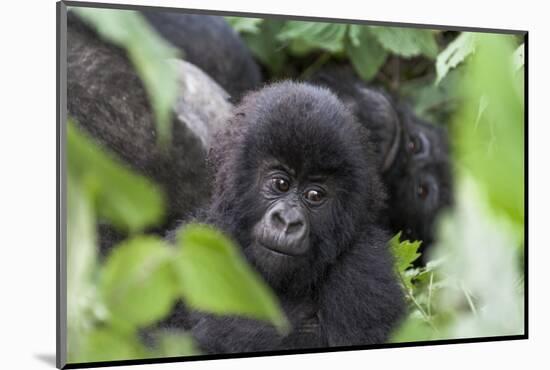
[271, 205, 306, 236]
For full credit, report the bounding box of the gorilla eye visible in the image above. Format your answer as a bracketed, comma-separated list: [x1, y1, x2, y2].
[305, 189, 324, 203]
[416, 183, 429, 200]
[407, 132, 430, 158]
[272, 177, 290, 192]
[407, 134, 423, 154]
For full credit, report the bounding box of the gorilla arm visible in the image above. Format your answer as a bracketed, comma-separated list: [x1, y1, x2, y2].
[319, 229, 405, 346]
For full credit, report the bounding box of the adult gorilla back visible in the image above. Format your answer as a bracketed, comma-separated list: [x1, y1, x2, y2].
[66, 12, 232, 253]
[141, 10, 262, 100]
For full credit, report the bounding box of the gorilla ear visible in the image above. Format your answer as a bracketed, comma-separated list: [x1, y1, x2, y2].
[356, 86, 402, 172]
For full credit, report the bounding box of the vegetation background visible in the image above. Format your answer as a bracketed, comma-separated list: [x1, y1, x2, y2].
[66, 7, 525, 364]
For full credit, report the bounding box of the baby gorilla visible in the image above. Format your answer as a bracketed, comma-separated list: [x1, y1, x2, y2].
[180, 82, 405, 353]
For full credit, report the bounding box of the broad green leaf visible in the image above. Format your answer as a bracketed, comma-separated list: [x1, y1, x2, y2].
[67, 120, 165, 233]
[345, 25, 388, 81]
[454, 34, 524, 227]
[73, 8, 179, 145]
[100, 236, 178, 327]
[277, 21, 347, 53]
[67, 176, 104, 360]
[76, 328, 146, 363]
[368, 26, 439, 58]
[175, 224, 289, 333]
[242, 19, 288, 75]
[435, 32, 476, 85]
[225, 17, 264, 33]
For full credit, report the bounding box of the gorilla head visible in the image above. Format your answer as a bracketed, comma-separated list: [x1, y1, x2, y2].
[182, 82, 403, 353]
[309, 65, 453, 253]
[385, 106, 453, 246]
[207, 81, 385, 293]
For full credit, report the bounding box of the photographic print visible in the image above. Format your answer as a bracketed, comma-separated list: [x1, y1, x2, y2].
[57, 1, 526, 368]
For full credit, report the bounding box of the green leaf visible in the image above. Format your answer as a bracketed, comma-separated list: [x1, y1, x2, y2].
[368, 26, 439, 58]
[77, 328, 146, 362]
[225, 17, 264, 33]
[389, 232, 422, 291]
[67, 176, 103, 360]
[242, 19, 288, 75]
[174, 224, 289, 333]
[435, 32, 476, 85]
[153, 331, 200, 357]
[67, 120, 165, 233]
[390, 232, 422, 273]
[73, 8, 180, 146]
[345, 25, 388, 81]
[454, 34, 524, 227]
[390, 315, 438, 343]
[277, 21, 347, 53]
[99, 236, 178, 327]
[513, 43, 524, 71]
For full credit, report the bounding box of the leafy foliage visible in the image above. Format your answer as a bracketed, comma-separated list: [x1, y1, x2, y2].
[389, 232, 422, 291]
[100, 236, 178, 328]
[277, 21, 347, 54]
[225, 16, 263, 33]
[455, 34, 524, 228]
[66, 8, 525, 361]
[67, 122, 287, 363]
[227, 18, 440, 81]
[175, 225, 289, 333]
[73, 8, 180, 145]
[346, 25, 388, 80]
[67, 120, 165, 233]
[390, 33, 525, 342]
[368, 26, 439, 58]
[435, 32, 476, 84]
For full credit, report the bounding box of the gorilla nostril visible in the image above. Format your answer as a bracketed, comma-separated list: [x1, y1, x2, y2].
[285, 219, 304, 235]
[271, 211, 286, 230]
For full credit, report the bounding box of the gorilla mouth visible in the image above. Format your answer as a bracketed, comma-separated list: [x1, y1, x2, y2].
[258, 240, 306, 257]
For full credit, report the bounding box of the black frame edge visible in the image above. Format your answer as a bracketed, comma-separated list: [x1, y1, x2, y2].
[57, 1, 68, 369]
[62, 0, 527, 35]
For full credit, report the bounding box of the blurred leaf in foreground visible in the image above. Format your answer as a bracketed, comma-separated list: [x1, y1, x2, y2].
[174, 224, 289, 333]
[433, 178, 524, 338]
[225, 17, 264, 33]
[78, 328, 146, 363]
[153, 331, 200, 357]
[100, 236, 178, 328]
[435, 32, 476, 84]
[454, 33, 524, 229]
[67, 120, 165, 233]
[73, 8, 180, 145]
[67, 176, 104, 360]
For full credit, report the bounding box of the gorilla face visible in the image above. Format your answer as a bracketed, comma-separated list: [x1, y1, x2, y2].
[385, 108, 453, 245]
[208, 81, 385, 292]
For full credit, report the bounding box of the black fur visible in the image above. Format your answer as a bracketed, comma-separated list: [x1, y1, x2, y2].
[174, 82, 405, 353]
[141, 10, 262, 100]
[310, 65, 453, 254]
